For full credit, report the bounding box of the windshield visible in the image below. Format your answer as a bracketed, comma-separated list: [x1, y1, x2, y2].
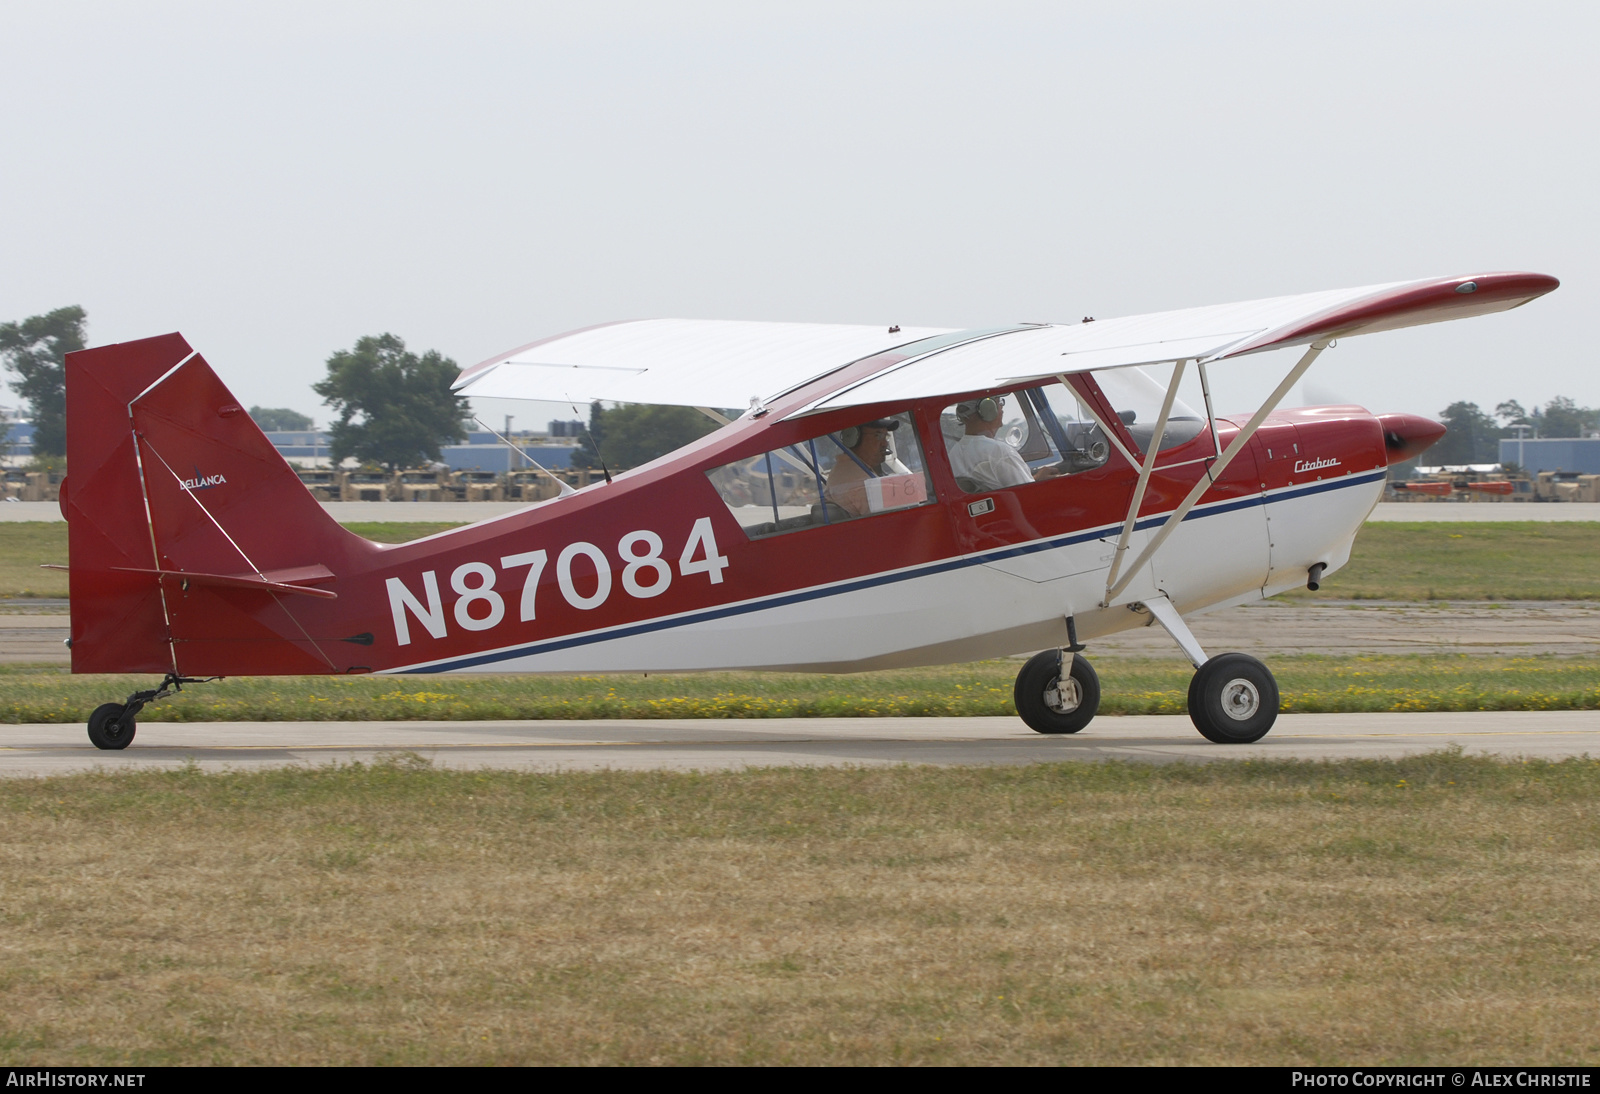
[1091, 366, 1207, 454]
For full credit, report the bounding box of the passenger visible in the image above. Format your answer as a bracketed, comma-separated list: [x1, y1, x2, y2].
[948, 396, 1061, 490]
[824, 419, 909, 517]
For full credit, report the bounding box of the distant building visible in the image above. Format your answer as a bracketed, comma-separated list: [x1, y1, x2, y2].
[4, 421, 33, 452]
[1498, 437, 1600, 475]
[262, 430, 332, 461]
[439, 444, 577, 473]
[1414, 464, 1504, 476]
[263, 429, 578, 472]
[548, 419, 584, 438]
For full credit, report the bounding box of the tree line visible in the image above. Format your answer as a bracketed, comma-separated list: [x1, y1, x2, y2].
[1432, 398, 1600, 466]
[0, 307, 715, 472]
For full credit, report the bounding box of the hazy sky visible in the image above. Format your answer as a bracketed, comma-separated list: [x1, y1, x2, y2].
[2, 1, 1593, 429]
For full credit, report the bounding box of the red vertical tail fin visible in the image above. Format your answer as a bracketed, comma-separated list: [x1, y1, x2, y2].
[66, 335, 362, 675]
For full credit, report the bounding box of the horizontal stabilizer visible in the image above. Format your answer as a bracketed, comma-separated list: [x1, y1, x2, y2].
[109, 564, 338, 600]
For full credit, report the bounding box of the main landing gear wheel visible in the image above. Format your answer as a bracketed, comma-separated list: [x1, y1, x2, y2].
[87, 703, 137, 750]
[1187, 653, 1279, 744]
[1015, 650, 1100, 735]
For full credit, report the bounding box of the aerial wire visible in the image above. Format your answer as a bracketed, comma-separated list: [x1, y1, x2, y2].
[569, 393, 612, 485]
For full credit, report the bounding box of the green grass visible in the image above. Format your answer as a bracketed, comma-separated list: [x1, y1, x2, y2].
[3, 520, 1595, 717]
[0, 522, 466, 599]
[1, 755, 1597, 1064]
[1, 520, 1594, 601]
[337, 521, 465, 543]
[4, 653, 1598, 722]
[1286, 521, 1600, 600]
[0, 523, 71, 598]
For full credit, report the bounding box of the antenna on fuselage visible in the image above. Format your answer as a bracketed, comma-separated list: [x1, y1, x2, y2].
[569, 395, 612, 485]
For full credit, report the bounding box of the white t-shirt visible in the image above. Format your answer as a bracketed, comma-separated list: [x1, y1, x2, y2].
[948, 433, 1032, 489]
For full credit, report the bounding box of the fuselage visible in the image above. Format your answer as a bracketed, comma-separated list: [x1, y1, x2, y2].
[62, 332, 1437, 680]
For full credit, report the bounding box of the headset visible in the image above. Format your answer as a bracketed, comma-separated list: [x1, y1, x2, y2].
[838, 419, 900, 450]
[955, 397, 1001, 423]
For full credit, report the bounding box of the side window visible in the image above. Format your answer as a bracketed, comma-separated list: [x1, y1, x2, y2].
[1090, 367, 1208, 454]
[706, 411, 934, 538]
[942, 385, 1111, 494]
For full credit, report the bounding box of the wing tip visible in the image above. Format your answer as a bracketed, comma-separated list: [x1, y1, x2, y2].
[1214, 271, 1560, 359]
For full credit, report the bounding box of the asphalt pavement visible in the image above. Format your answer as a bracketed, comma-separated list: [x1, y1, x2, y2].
[3, 711, 1596, 776]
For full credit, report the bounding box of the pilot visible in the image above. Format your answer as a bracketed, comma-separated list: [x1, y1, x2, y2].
[948, 396, 1061, 490]
[825, 419, 910, 517]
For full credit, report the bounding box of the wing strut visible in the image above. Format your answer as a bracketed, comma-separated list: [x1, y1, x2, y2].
[1103, 360, 1186, 594]
[1101, 339, 1331, 605]
[1196, 360, 1222, 465]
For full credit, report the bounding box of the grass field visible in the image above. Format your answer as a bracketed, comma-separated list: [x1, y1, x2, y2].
[1, 520, 1597, 602]
[1281, 522, 1600, 601]
[5, 517, 1594, 1066]
[3, 519, 1595, 719]
[4, 652, 1599, 722]
[0, 521, 462, 599]
[1, 753, 1595, 1065]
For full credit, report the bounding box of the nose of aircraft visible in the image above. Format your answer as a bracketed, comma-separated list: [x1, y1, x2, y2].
[1376, 412, 1447, 464]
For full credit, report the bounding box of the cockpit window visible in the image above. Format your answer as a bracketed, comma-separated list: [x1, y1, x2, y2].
[707, 411, 934, 538]
[941, 384, 1112, 494]
[1090, 367, 1207, 454]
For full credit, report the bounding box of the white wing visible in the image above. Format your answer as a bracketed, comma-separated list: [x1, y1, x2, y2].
[454, 273, 1556, 415]
[453, 318, 954, 409]
[792, 272, 1557, 417]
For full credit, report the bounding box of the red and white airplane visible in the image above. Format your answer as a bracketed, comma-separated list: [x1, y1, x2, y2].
[61, 271, 1557, 749]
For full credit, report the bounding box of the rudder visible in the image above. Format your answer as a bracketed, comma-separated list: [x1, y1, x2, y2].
[65, 334, 360, 675]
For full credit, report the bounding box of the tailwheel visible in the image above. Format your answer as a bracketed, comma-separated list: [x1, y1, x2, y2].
[87, 703, 137, 750]
[1015, 650, 1100, 735]
[1187, 653, 1279, 744]
[83, 673, 217, 751]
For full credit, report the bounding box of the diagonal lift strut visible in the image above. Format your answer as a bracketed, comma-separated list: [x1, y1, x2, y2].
[1101, 339, 1331, 605]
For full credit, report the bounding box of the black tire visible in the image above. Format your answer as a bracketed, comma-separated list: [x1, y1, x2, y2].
[87, 702, 136, 750]
[1015, 650, 1100, 735]
[1187, 654, 1278, 744]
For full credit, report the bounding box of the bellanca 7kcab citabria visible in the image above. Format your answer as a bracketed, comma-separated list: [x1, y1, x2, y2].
[58, 271, 1557, 748]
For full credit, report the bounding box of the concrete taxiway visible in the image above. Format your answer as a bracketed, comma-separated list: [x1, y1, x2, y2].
[3, 711, 1596, 776]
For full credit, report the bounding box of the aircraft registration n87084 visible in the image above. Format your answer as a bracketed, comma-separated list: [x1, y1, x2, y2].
[61, 271, 1558, 749]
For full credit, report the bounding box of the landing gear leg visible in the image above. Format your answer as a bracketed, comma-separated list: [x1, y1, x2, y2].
[1139, 595, 1280, 744]
[1015, 649, 1101, 735]
[85, 674, 214, 751]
